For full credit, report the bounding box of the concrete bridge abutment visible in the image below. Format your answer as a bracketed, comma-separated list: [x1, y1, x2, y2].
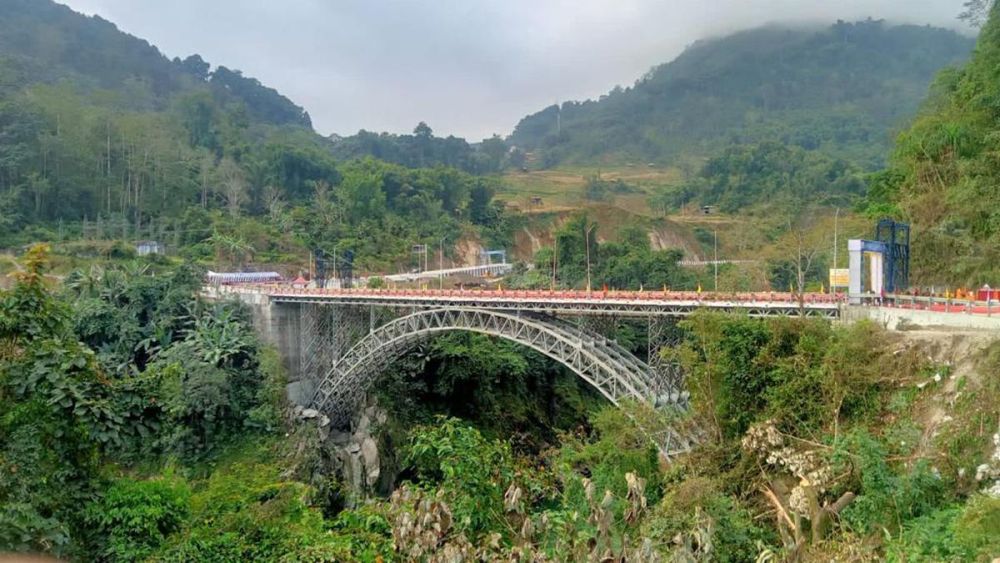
[225, 291, 316, 405]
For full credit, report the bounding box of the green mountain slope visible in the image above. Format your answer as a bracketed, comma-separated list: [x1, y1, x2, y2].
[871, 4, 1000, 285]
[510, 20, 973, 169]
[0, 0, 310, 128]
[0, 0, 511, 272]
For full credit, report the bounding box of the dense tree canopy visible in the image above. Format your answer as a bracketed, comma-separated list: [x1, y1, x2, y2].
[868, 2, 1000, 285]
[330, 125, 511, 175]
[0, 1, 513, 270]
[668, 141, 866, 213]
[510, 21, 973, 170]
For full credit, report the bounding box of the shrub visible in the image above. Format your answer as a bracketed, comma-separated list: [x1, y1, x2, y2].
[405, 416, 521, 534]
[953, 495, 1000, 559]
[84, 476, 190, 561]
[836, 430, 948, 536]
[0, 503, 70, 556]
[885, 495, 1000, 562]
[641, 477, 772, 562]
[555, 407, 663, 513]
[156, 441, 342, 561]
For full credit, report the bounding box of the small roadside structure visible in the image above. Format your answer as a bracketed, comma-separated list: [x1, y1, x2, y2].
[135, 240, 165, 256]
[206, 271, 282, 285]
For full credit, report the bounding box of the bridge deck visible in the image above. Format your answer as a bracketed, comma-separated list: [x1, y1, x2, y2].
[217, 285, 843, 318]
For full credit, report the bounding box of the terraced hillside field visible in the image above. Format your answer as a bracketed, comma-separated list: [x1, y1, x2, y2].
[497, 165, 683, 217]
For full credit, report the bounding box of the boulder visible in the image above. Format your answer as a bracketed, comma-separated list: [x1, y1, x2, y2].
[361, 436, 380, 486]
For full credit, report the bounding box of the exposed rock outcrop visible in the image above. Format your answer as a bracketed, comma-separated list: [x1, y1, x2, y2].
[295, 398, 398, 503]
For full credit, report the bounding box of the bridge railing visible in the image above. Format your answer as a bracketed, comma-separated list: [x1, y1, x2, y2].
[860, 293, 1000, 316]
[211, 283, 847, 304]
[214, 284, 1000, 316]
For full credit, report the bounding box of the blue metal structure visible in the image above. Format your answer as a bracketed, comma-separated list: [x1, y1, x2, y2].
[875, 219, 910, 293]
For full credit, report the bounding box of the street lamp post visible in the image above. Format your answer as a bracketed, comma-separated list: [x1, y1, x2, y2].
[439, 237, 446, 289]
[830, 207, 840, 294]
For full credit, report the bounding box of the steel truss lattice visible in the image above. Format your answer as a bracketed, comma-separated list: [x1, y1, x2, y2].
[308, 308, 694, 451]
[299, 304, 334, 382]
[648, 316, 684, 392]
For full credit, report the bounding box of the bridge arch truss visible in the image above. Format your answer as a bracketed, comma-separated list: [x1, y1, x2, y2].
[309, 307, 692, 453]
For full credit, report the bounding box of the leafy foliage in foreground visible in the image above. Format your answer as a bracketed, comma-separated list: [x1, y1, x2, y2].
[5, 250, 1000, 561]
[672, 312, 1000, 560]
[0, 246, 284, 557]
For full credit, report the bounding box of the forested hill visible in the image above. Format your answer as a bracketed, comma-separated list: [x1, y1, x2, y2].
[0, 0, 512, 273]
[867, 3, 1000, 285]
[329, 124, 511, 175]
[0, 0, 310, 128]
[510, 20, 974, 169]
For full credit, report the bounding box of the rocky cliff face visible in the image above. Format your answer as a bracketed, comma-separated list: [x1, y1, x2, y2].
[296, 397, 399, 502]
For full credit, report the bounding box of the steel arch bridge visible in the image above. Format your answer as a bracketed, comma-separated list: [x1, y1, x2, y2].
[211, 285, 845, 456]
[309, 307, 693, 455]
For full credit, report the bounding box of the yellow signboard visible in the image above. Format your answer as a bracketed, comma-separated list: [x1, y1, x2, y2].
[829, 268, 849, 288]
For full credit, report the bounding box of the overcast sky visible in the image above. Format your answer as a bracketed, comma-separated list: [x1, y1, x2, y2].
[59, 0, 970, 141]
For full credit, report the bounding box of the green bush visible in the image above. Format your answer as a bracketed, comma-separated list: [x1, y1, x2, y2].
[84, 476, 190, 561]
[156, 441, 343, 561]
[886, 495, 1000, 562]
[405, 416, 523, 534]
[0, 503, 70, 556]
[837, 430, 948, 536]
[642, 477, 772, 562]
[108, 240, 137, 260]
[555, 407, 663, 510]
[954, 495, 1000, 559]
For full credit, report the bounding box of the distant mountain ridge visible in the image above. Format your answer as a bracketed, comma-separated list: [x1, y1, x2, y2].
[510, 20, 974, 169]
[0, 0, 311, 128]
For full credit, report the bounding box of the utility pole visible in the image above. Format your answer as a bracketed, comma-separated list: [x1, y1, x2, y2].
[585, 223, 595, 292]
[412, 244, 428, 274]
[714, 229, 719, 292]
[552, 234, 558, 290]
[833, 207, 840, 269]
